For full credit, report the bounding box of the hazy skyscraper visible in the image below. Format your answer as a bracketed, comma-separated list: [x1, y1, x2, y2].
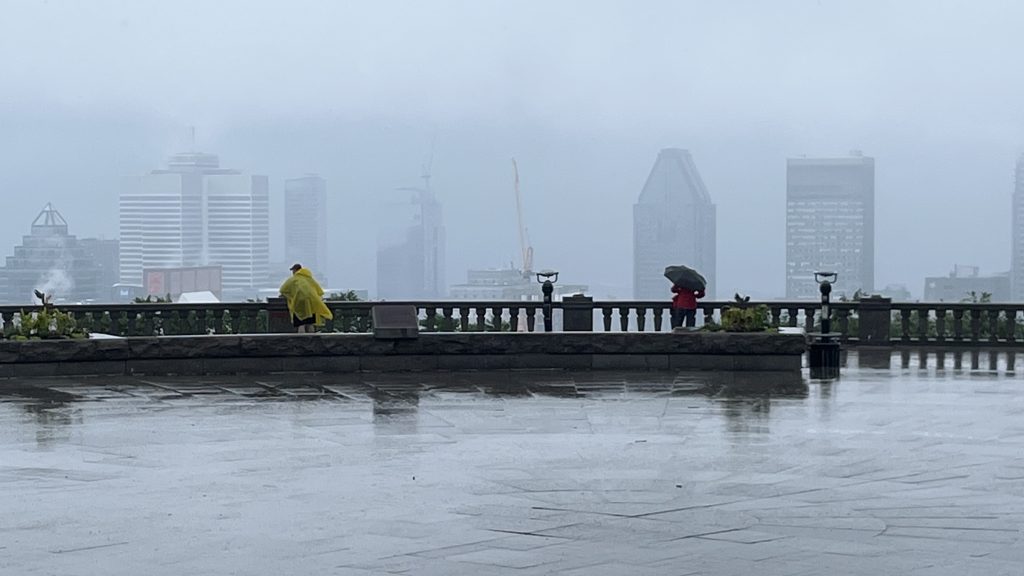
[0, 204, 102, 304]
[786, 152, 875, 299]
[1012, 154, 1024, 301]
[119, 152, 269, 296]
[633, 148, 716, 300]
[377, 185, 446, 299]
[284, 175, 328, 283]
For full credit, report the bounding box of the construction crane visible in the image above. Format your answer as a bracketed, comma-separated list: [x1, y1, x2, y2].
[512, 158, 534, 278]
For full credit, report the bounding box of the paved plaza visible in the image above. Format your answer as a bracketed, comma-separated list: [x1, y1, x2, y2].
[2, 354, 1023, 575]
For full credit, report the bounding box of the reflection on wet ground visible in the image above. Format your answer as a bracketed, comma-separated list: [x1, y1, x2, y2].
[2, 353, 1023, 575]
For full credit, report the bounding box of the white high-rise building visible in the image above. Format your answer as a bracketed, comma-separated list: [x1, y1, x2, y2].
[376, 186, 446, 299]
[284, 175, 328, 282]
[786, 153, 875, 299]
[119, 153, 269, 296]
[633, 149, 717, 300]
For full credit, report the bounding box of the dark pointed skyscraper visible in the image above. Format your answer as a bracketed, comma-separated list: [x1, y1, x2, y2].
[633, 149, 717, 299]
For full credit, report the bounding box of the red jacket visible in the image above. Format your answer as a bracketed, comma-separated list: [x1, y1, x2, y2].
[671, 286, 705, 310]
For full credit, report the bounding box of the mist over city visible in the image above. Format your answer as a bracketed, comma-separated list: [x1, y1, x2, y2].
[3, 0, 1024, 302]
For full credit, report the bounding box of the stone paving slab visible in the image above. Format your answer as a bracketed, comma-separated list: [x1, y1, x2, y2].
[1, 365, 1023, 575]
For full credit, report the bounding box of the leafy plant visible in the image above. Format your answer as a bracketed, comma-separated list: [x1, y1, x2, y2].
[134, 294, 173, 303]
[326, 291, 362, 301]
[720, 304, 770, 332]
[1, 307, 89, 340]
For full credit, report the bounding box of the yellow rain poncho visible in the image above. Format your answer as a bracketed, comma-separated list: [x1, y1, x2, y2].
[279, 268, 334, 326]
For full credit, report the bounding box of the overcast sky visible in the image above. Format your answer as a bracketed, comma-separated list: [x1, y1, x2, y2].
[2, 0, 1024, 298]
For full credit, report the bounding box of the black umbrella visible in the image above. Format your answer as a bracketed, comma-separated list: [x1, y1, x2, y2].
[664, 265, 706, 291]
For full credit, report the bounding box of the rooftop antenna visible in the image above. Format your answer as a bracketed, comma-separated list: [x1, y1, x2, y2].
[421, 133, 436, 191]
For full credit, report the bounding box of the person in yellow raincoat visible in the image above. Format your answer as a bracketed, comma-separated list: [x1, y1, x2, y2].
[279, 264, 333, 333]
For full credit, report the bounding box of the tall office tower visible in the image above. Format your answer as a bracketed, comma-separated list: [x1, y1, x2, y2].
[0, 204, 101, 304]
[284, 175, 328, 283]
[376, 185, 446, 299]
[1012, 154, 1024, 301]
[78, 237, 120, 302]
[119, 152, 269, 296]
[786, 152, 875, 299]
[633, 148, 717, 299]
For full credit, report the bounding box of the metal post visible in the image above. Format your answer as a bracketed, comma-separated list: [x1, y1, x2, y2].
[536, 270, 559, 333]
[820, 279, 832, 338]
[810, 272, 840, 378]
[541, 280, 554, 332]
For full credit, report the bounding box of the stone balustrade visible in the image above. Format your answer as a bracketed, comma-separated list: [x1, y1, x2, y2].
[1, 298, 1022, 346]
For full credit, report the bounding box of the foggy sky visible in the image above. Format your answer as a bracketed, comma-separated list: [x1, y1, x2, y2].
[2, 0, 1024, 299]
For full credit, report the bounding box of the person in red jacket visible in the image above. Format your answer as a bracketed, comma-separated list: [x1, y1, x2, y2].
[671, 285, 705, 328]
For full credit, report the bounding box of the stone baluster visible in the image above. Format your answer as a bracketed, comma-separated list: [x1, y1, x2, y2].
[770, 306, 783, 327]
[197, 309, 211, 334]
[952, 309, 964, 341]
[525, 307, 537, 332]
[475, 307, 487, 332]
[602, 307, 613, 332]
[652, 308, 664, 332]
[423, 307, 437, 332]
[618, 307, 629, 332]
[441, 307, 455, 332]
[935, 308, 946, 342]
[491, 306, 504, 331]
[458, 307, 471, 332]
[700, 305, 716, 327]
[917, 308, 929, 342]
[209, 309, 225, 334]
[900, 309, 912, 342]
[969, 309, 982, 342]
[509, 307, 520, 332]
[988, 309, 1000, 343]
[234, 308, 247, 333]
[803, 307, 816, 332]
[1007, 309, 1018, 344]
[787, 308, 798, 327]
[636, 306, 647, 332]
[836, 309, 849, 342]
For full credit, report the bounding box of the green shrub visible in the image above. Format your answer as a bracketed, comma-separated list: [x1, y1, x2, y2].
[720, 305, 770, 332]
[1, 307, 90, 340]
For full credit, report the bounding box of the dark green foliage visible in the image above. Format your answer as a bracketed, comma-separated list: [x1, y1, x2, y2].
[326, 291, 362, 302]
[1, 307, 89, 340]
[420, 313, 510, 332]
[720, 305, 770, 332]
[134, 294, 172, 303]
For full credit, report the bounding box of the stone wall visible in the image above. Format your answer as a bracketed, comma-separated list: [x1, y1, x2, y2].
[0, 332, 806, 378]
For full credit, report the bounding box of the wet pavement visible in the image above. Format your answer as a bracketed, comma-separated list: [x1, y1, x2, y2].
[2, 354, 1024, 575]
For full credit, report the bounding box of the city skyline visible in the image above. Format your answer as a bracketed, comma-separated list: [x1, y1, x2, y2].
[4, 1, 1024, 301]
[5, 143, 1024, 303]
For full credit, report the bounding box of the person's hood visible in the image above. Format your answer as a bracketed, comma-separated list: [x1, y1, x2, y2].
[295, 268, 314, 279]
